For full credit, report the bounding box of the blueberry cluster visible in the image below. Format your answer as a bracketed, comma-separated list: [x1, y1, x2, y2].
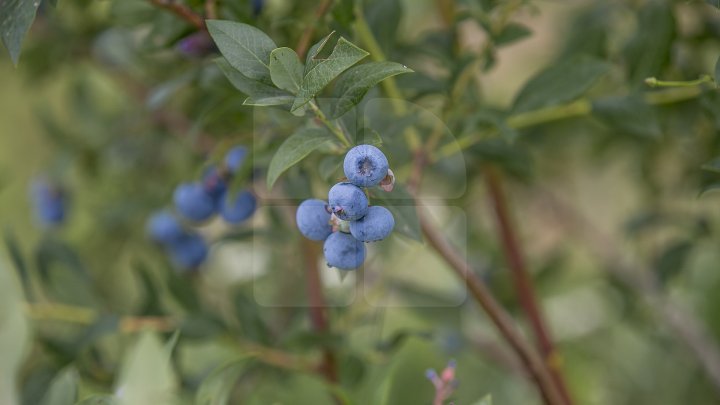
[147, 146, 257, 270]
[30, 177, 67, 227]
[296, 145, 395, 270]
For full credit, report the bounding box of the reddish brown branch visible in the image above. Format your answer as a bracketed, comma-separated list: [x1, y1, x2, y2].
[483, 167, 574, 405]
[302, 238, 339, 384]
[148, 0, 206, 30]
[417, 206, 565, 405]
[296, 0, 334, 58]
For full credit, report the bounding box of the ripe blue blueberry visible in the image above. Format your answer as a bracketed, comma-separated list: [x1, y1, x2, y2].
[146, 210, 185, 244]
[328, 182, 368, 221]
[173, 182, 216, 222]
[343, 144, 389, 187]
[221, 190, 257, 224]
[323, 232, 366, 270]
[167, 233, 208, 269]
[349, 206, 395, 242]
[176, 31, 216, 58]
[296, 199, 332, 241]
[30, 178, 66, 226]
[225, 146, 248, 173]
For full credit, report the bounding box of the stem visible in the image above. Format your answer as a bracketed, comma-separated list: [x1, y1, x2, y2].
[484, 167, 574, 405]
[301, 238, 340, 390]
[353, 8, 422, 151]
[417, 206, 566, 405]
[645, 75, 713, 88]
[148, 0, 206, 30]
[25, 302, 179, 333]
[309, 101, 352, 147]
[296, 0, 335, 58]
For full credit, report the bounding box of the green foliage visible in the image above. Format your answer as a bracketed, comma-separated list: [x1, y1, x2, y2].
[40, 367, 78, 405]
[0, 0, 42, 65]
[267, 128, 337, 188]
[330, 62, 413, 118]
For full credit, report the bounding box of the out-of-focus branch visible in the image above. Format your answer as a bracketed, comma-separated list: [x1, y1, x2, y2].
[296, 0, 334, 59]
[148, 0, 206, 30]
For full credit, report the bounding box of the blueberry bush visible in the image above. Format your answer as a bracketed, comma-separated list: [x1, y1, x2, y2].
[2, 0, 720, 404]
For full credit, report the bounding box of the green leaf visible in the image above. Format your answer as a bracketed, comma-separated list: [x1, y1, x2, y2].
[622, 2, 675, 86]
[592, 95, 661, 138]
[493, 23, 532, 46]
[471, 395, 493, 405]
[0, 262, 30, 405]
[708, 0, 720, 9]
[512, 55, 610, 113]
[215, 58, 292, 102]
[329, 62, 413, 118]
[269, 47, 304, 93]
[702, 156, 720, 174]
[0, 0, 42, 65]
[369, 186, 422, 241]
[699, 181, 720, 196]
[292, 38, 369, 112]
[3, 229, 32, 300]
[655, 241, 693, 284]
[115, 331, 177, 405]
[715, 55, 720, 85]
[195, 358, 250, 405]
[75, 395, 117, 405]
[305, 32, 336, 72]
[267, 128, 336, 189]
[206, 20, 277, 81]
[41, 367, 78, 405]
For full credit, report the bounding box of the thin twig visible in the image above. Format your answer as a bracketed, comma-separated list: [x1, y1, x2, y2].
[204, 0, 218, 20]
[296, 0, 334, 59]
[148, 0, 206, 30]
[484, 167, 574, 405]
[417, 206, 566, 405]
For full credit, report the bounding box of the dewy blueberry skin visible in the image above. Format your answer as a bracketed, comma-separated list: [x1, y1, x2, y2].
[146, 210, 185, 244]
[328, 182, 368, 221]
[225, 146, 248, 173]
[296, 199, 332, 241]
[323, 232, 366, 270]
[173, 182, 216, 222]
[343, 144, 389, 187]
[221, 190, 257, 224]
[167, 233, 208, 269]
[349, 206, 395, 242]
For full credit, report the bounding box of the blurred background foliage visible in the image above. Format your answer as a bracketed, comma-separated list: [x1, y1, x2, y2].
[2, 0, 720, 404]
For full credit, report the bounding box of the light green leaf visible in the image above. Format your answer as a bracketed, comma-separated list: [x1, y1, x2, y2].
[305, 32, 336, 73]
[215, 58, 291, 101]
[0, 0, 41, 65]
[512, 55, 610, 113]
[270, 47, 304, 93]
[267, 128, 337, 188]
[0, 261, 30, 405]
[243, 95, 295, 106]
[330, 62, 413, 118]
[115, 331, 177, 405]
[592, 95, 661, 138]
[206, 20, 277, 81]
[292, 38, 369, 112]
[195, 358, 250, 405]
[471, 394, 493, 405]
[41, 368, 78, 405]
[75, 395, 117, 405]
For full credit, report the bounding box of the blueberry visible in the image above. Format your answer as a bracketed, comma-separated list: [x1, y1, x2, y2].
[202, 165, 228, 201]
[176, 31, 216, 58]
[221, 190, 257, 224]
[167, 233, 208, 269]
[323, 232, 366, 270]
[343, 145, 389, 187]
[225, 146, 248, 173]
[296, 199, 332, 241]
[328, 182, 368, 221]
[30, 178, 66, 226]
[173, 182, 216, 222]
[146, 210, 185, 244]
[349, 206, 394, 242]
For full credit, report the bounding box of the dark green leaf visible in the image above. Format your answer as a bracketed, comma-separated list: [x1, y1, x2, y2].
[234, 292, 271, 344]
[329, 62, 413, 118]
[592, 95, 661, 138]
[267, 128, 336, 188]
[622, 2, 675, 86]
[702, 156, 720, 174]
[715, 55, 720, 85]
[339, 353, 366, 388]
[655, 241, 693, 284]
[41, 367, 78, 405]
[708, 0, 720, 8]
[71, 315, 120, 353]
[319, 155, 344, 182]
[35, 237, 90, 284]
[292, 38, 369, 111]
[699, 182, 720, 197]
[269, 47, 304, 93]
[0, 0, 42, 65]
[195, 358, 250, 405]
[216, 58, 291, 102]
[4, 229, 32, 300]
[166, 270, 201, 312]
[364, 0, 401, 55]
[354, 127, 383, 147]
[512, 55, 610, 113]
[206, 20, 277, 81]
[493, 23, 532, 46]
[369, 186, 422, 241]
